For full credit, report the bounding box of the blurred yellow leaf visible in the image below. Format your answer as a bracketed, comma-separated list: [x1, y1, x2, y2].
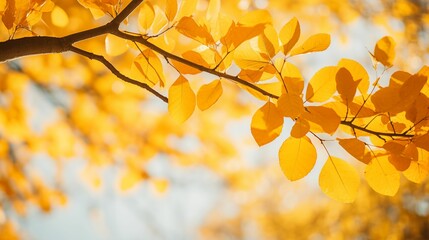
[251, 101, 284, 146]
[279, 136, 316, 181]
[105, 34, 128, 56]
[374, 36, 396, 67]
[176, 0, 198, 19]
[319, 157, 360, 203]
[290, 33, 330, 56]
[165, 0, 178, 21]
[197, 79, 223, 111]
[365, 155, 400, 196]
[168, 75, 196, 123]
[138, 2, 155, 33]
[51, 5, 69, 28]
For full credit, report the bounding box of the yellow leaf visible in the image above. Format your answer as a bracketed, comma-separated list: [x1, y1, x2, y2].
[51, 6, 69, 28]
[131, 49, 166, 87]
[305, 66, 338, 102]
[319, 157, 360, 203]
[279, 17, 300, 55]
[119, 169, 144, 191]
[302, 106, 340, 134]
[336, 67, 358, 104]
[168, 75, 196, 123]
[275, 61, 304, 94]
[338, 58, 369, 96]
[279, 136, 316, 181]
[371, 87, 401, 113]
[403, 148, 429, 183]
[399, 69, 427, 102]
[338, 138, 369, 164]
[277, 92, 304, 118]
[151, 178, 169, 194]
[151, 6, 168, 35]
[138, 2, 155, 33]
[374, 36, 396, 67]
[206, 0, 220, 21]
[234, 40, 270, 70]
[171, 50, 211, 75]
[251, 101, 284, 146]
[289, 33, 330, 56]
[238, 10, 272, 26]
[105, 34, 128, 57]
[390, 70, 411, 88]
[221, 23, 265, 51]
[290, 118, 309, 138]
[165, 0, 178, 21]
[177, 0, 198, 19]
[176, 16, 215, 46]
[258, 25, 279, 58]
[365, 155, 400, 196]
[197, 79, 223, 111]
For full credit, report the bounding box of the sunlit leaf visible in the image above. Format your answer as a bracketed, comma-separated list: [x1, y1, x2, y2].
[138, 2, 155, 33]
[176, 0, 198, 19]
[51, 6, 69, 28]
[319, 157, 360, 203]
[279, 136, 316, 181]
[365, 154, 400, 196]
[105, 34, 128, 56]
[131, 49, 166, 87]
[279, 17, 300, 55]
[306, 66, 338, 102]
[221, 22, 265, 50]
[206, 0, 220, 21]
[290, 33, 330, 56]
[251, 101, 284, 146]
[259, 25, 279, 58]
[374, 36, 395, 67]
[234, 40, 270, 70]
[197, 79, 223, 111]
[168, 75, 196, 123]
[165, 0, 178, 21]
[238, 10, 272, 26]
[277, 92, 304, 118]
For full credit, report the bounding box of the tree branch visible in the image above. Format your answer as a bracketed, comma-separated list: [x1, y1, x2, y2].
[69, 46, 168, 103]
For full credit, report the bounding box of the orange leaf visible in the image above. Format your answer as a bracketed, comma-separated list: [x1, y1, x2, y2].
[168, 75, 196, 123]
[165, 0, 178, 21]
[290, 118, 310, 138]
[197, 80, 223, 111]
[176, 16, 215, 46]
[403, 148, 429, 183]
[319, 157, 360, 203]
[302, 106, 340, 134]
[336, 67, 358, 104]
[251, 101, 284, 146]
[277, 92, 304, 118]
[374, 36, 396, 67]
[338, 138, 369, 164]
[138, 2, 155, 33]
[279, 136, 316, 181]
[338, 58, 369, 96]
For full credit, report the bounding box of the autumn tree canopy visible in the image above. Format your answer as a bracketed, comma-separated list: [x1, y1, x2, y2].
[0, 0, 429, 237]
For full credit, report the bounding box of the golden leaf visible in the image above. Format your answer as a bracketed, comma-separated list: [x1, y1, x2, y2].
[279, 136, 316, 181]
[251, 101, 284, 146]
[319, 157, 360, 203]
[168, 75, 196, 123]
[197, 79, 223, 111]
